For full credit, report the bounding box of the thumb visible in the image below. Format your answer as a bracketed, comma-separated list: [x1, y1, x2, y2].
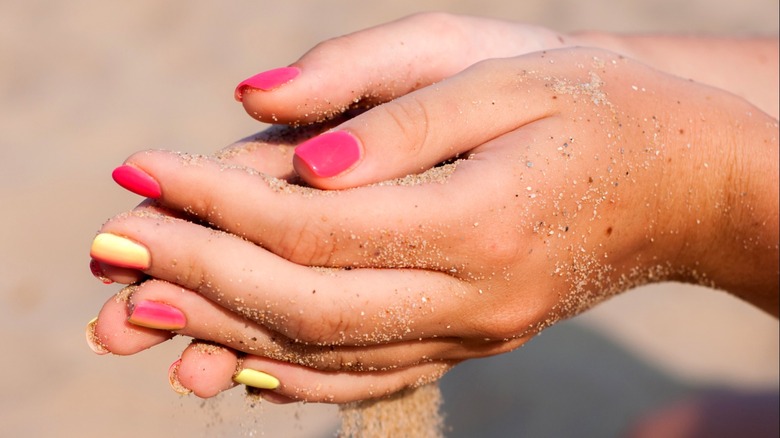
[235, 13, 563, 125]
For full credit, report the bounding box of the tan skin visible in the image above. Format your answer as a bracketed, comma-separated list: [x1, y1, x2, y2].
[89, 14, 778, 403]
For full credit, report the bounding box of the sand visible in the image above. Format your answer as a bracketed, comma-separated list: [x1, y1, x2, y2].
[338, 385, 443, 438]
[0, 1, 777, 437]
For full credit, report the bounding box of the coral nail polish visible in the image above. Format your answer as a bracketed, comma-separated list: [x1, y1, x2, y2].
[234, 66, 300, 101]
[233, 369, 280, 390]
[128, 300, 186, 330]
[90, 233, 151, 270]
[112, 165, 161, 199]
[294, 131, 361, 178]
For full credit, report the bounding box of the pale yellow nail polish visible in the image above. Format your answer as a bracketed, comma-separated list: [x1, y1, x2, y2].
[90, 233, 150, 270]
[85, 317, 110, 355]
[168, 359, 192, 395]
[233, 369, 280, 390]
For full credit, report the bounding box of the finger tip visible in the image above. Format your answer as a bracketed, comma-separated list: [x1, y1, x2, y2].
[234, 67, 301, 103]
[234, 85, 247, 102]
[178, 342, 239, 397]
[292, 130, 363, 189]
[168, 358, 193, 395]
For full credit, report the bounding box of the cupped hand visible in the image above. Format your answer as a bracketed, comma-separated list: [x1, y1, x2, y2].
[88, 47, 779, 403]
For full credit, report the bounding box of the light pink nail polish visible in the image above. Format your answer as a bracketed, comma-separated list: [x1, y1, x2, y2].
[234, 67, 300, 101]
[294, 131, 361, 178]
[112, 165, 161, 199]
[128, 300, 186, 330]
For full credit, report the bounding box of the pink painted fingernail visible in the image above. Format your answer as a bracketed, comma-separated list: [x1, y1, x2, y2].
[128, 300, 186, 330]
[294, 131, 361, 178]
[234, 67, 300, 101]
[89, 259, 113, 284]
[112, 165, 161, 199]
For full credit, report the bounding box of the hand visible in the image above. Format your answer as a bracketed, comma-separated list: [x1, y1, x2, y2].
[89, 47, 779, 403]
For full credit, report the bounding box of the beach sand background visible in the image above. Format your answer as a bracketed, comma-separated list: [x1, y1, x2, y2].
[0, 1, 777, 436]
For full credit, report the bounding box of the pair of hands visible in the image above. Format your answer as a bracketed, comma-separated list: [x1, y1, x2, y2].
[88, 13, 779, 403]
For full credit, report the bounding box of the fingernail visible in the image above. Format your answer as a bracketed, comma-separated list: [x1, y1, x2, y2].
[128, 300, 186, 330]
[234, 369, 280, 390]
[90, 233, 151, 270]
[86, 317, 110, 355]
[234, 66, 300, 101]
[112, 165, 161, 199]
[168, 359, 192, 395]
[89, 259, 113, 284]
[294, 131, 361, 178]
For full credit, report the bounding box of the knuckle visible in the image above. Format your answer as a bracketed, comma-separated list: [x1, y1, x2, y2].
[404, 12, 468, 39]
[405, 11, 459, 27]
[289, 307, 352, 346]
[466, 311, 524, 340]
[464, 292, 553, 340]
[465, 229, 523, 268]
[173, 250, 209, 293]
[273, 217, 338, 267]
[378, 96, 431, 158]
[466, 57, 510, 80]
[309, 35, 356, 63]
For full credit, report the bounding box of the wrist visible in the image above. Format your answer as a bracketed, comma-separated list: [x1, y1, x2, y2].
[567, 32, 780, 119]
[672, 94, 779, 315]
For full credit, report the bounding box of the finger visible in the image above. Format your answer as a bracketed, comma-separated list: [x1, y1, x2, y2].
[91, 286, 174, 356]
[238, 355, 453, 404]
[214, 117, 350, 181]
[90, 212, 512, 345]
[178, 349, 453, 404]
[113, 278, 529, 370]
[91, 198, 190, 285]
[245, 358, 452, 404]
[289, 53, 563, 189]
[109, 149, 478, 271]
[175, 341, 239, 398]
[235, 13, 562, 124]
[174, 343, 299, 403]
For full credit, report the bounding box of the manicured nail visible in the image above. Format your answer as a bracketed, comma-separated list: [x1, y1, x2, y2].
[234, 66, 300, 101]
[89, 259, 113, 284]
[90, 233, 151, 270]
[128, 300, 186, 330]
[112, 165, 161, 199]
[294, 131, 361, 178]
[233, 369, 280, 390]
[86, 317, 110, 355]
[168, 359, 192, 395]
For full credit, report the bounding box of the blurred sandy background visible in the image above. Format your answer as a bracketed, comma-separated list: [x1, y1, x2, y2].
[0, 0, 777, 437]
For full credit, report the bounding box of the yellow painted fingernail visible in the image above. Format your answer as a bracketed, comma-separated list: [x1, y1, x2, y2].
[85, 317, 110, 355]
[233, 369, 280, 390]
[90, 233, 150, 270]
[168, 359, 192, 395]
